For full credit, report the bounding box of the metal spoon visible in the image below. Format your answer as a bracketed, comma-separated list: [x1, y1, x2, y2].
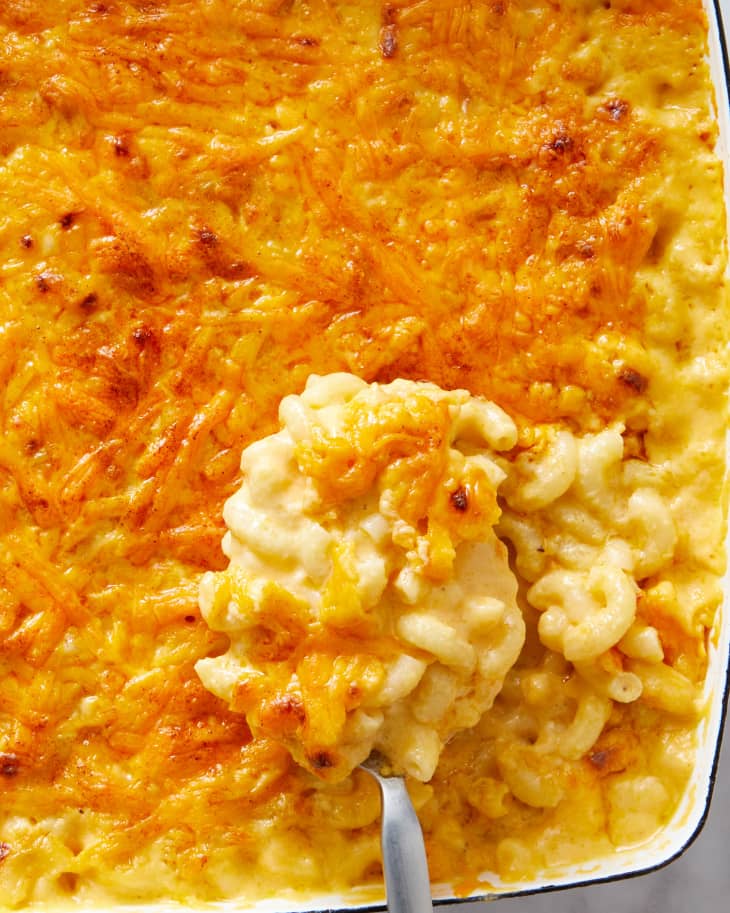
[359, 754, 434, 913]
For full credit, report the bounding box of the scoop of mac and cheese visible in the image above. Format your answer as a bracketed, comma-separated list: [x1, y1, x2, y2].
[196, 374, 525, 781]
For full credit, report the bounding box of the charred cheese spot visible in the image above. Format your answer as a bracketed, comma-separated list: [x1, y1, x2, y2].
[603, 98, 631, 121]
[617, 366, 649, 394]
[309, 751, 335, 770]
[450, 487, 469, 512]
[379, 24, 398, 58]
[0, 754, 19, 777]
[79, 291, 98, 310]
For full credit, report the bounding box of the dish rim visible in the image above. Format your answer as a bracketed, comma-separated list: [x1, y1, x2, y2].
[4, 3, 728, 911]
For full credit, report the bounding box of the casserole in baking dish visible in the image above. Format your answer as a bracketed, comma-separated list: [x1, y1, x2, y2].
[0, 0, 728, 908]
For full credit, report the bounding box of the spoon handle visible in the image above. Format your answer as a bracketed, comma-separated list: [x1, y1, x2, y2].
[376, 774, 434, 913]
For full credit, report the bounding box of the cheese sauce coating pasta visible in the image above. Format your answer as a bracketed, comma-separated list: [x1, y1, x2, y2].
[0, 0, 726, 908]
[196, 375, 525, 782]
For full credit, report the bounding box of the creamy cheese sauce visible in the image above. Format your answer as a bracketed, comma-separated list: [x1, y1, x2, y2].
[197, 375, 525, 782]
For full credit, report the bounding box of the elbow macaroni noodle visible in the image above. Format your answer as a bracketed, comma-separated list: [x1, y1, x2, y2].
[499, 426, 686, 707]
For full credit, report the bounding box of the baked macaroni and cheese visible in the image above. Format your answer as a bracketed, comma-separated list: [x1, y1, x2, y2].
[197, 374, 525, 782]
[0, 0, 727, 908]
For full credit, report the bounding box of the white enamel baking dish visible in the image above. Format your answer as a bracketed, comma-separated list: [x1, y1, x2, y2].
[156, 8, 727, 912]
[48, 5, 729, 912]
[132, 6, 729, 912]
[460, 2, 730, 903]
[451, 2, 730, 904]
[478, 0, 730, 901]
[253, 4, 729, 909]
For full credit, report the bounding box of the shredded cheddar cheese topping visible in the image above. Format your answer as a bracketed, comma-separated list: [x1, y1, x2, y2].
[0, 0, 726, 908]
